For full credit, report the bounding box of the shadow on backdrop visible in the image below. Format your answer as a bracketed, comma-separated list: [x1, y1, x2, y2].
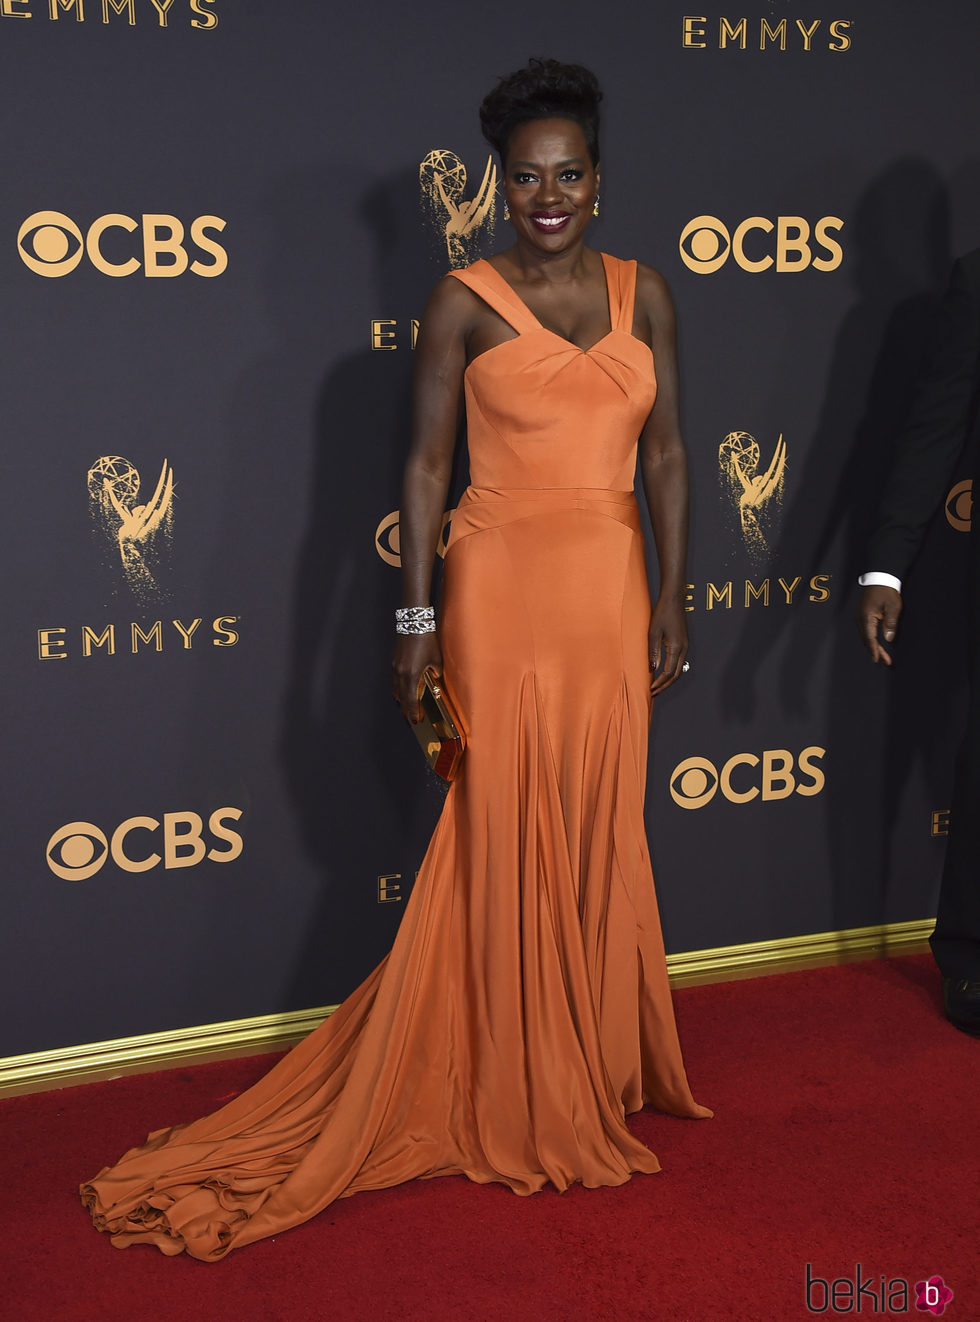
[718, 159, 970, 950]
[280, 167, 470, 1012]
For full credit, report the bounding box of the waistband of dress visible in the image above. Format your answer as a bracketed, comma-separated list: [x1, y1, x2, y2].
[446, 486, 641, 549]
[457, 485, 637, 508]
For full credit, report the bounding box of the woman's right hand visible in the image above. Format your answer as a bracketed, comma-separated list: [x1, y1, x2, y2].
[392, 631, 443, 723]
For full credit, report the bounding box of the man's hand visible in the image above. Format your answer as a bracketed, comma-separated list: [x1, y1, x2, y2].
[856, 584, 903, 665]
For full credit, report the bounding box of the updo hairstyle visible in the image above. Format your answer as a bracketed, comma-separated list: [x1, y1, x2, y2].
[479, 58, 603, 168]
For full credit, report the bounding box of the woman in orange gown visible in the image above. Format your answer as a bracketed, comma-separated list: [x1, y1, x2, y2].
[81, 59, 711, 1261]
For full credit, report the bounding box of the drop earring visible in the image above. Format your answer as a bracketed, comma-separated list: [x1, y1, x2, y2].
[503, 202, 511, 221]
[592, 195, 600, 219]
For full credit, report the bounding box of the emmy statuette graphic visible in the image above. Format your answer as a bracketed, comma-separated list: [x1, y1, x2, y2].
[419, 149, 497, 268]
[87, 455, 175, 599]
[719, 431, 787, 564]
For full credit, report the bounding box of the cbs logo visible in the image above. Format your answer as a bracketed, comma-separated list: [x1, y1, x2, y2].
[45, 807, 243, 881]
[669, 747, 826, 810]
[945, 479, 972, 532]
[679, 215, 843, 274]
[375, 509, 454, 567]
[17, 211, 227, 278]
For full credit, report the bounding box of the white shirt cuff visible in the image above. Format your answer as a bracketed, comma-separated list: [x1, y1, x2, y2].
[858, 571, 903, 592]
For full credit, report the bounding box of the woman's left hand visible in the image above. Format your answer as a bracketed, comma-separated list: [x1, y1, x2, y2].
[649, 596, 689, 695]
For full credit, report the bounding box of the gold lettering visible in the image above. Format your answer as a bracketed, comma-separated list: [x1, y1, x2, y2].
[131, 621, 163, 652]
[1, 0, 31, 16]
[37, 627, 67, 660]
[87, 214, 140, 277]
[744, 579, 770, 607]
[372, 319, 397, 350]
[762, 749, 795, 800]
[778, 576, 802, 604]
[147, 0, 174, 23]
[776, 216, 811, 273]
[189, 215, 227, 276]
[828, 19, 851, 51]
[378, 873, 402, 903]
[796, 18, 820, 50]
[142, 214, 188, 278]
[808, 574, 831, 602]
[50, 0, 83, 17]
[40, 618, 241, 659]
[682, 14, 706, 47]
[207, 807, 244, 862]
[931, 809, 950, 837]
[760, 17, 786, 50]
[101, 0, 134, 22]
[684, 583, 695, 613]
[812, 217, 844, 272]
[172, 618, 202, 648]
[411, 318, 420, 349]
[719, 17, 746, 48]
[213, 615, 240, 646]
[796, 747, 826, 797]
[163, 812, 206, 869]
[189, 0, 217, 30]
[706, 581, 733, 610]
[721, 752, 759, 804]
[82, 624, 116, 657]
[111, 817, 160, 873]
[733, 216, 773, 272]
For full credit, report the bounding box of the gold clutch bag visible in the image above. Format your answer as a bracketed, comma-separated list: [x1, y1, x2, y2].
[410, 667, 465, 782]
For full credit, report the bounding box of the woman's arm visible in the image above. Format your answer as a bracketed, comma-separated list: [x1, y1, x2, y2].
[636, 264, 690, 696]
[392, 276, 470, 721]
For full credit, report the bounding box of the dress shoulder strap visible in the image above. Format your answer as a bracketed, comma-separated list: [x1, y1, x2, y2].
[448, 261, 541, 335]
[601, 254, 638, 334]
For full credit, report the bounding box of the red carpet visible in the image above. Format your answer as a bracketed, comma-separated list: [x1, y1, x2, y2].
[1, 954, 976, 1321]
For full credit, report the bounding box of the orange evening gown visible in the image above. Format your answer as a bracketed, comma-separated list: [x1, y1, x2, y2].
[81, 253, 711, 1261]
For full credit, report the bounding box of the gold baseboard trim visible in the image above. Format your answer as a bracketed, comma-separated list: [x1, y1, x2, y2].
[1, 918, 934, 1099]
[0, 1003, 339, 1100]
[664, 917, 934, 986]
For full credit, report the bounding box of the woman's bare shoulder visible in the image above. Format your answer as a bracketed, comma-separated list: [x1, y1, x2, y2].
[630, 261, 677, 339]
[422, 268, 489, 336]
[412, 273, 486, 358]
[633, 261, 675, 310]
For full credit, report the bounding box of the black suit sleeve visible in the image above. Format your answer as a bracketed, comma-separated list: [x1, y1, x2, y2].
[867, 252, 980, 580]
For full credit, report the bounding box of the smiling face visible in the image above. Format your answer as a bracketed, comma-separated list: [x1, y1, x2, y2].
[502, 117, 600, 254]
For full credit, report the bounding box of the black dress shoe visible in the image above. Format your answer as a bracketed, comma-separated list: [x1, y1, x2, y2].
[942, 978, 980, 1037]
